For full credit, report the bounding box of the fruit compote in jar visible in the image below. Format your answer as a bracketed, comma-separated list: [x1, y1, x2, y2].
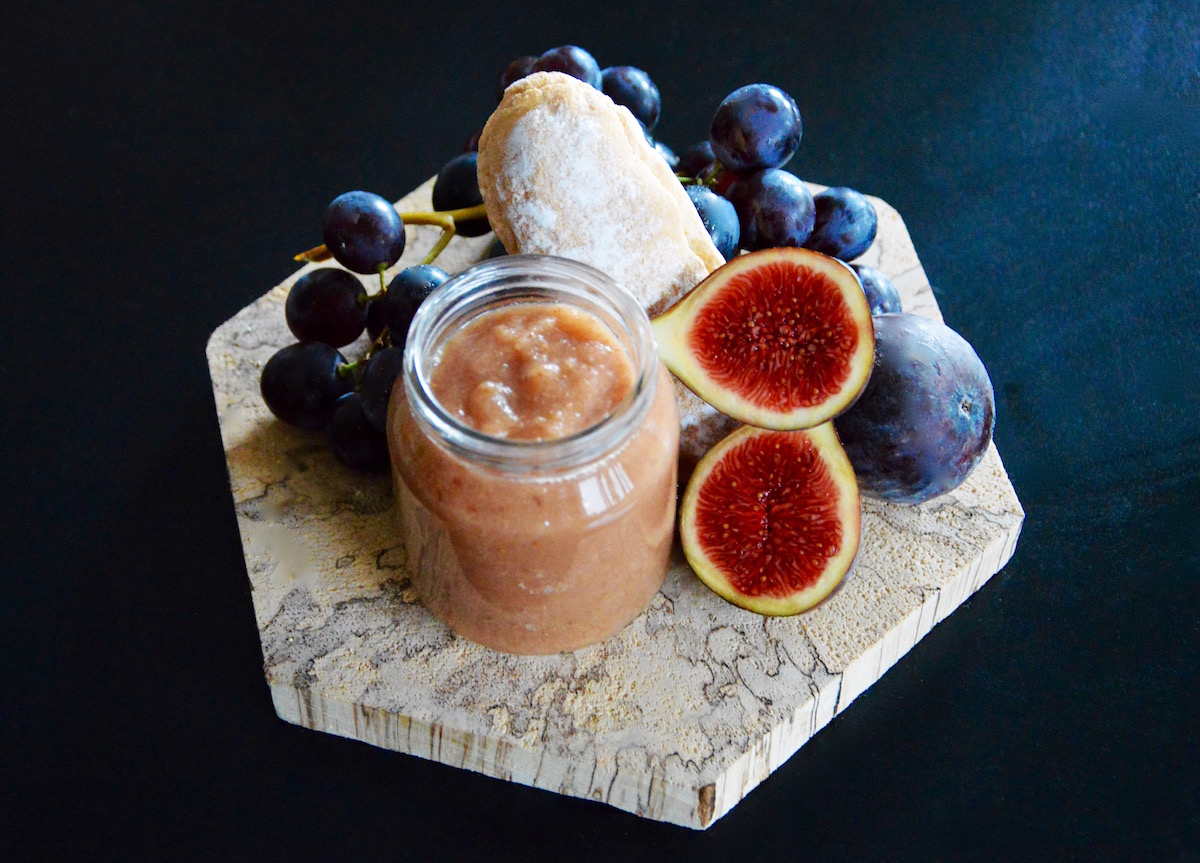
[388, 256, 679, 655]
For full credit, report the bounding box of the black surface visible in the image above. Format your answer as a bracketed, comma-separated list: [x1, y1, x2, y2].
[4, 1, 1198, 859]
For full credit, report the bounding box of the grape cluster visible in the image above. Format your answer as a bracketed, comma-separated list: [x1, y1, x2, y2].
[261, 188, 459, 472]
[671, 82, 894, 306]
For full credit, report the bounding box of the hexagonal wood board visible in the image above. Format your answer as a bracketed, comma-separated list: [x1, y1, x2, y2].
[207, 178, 1023, 829]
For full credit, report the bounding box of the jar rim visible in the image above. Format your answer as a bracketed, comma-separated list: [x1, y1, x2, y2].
[402, 255, 659, 473]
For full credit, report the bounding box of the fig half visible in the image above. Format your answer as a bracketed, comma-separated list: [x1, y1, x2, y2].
[652, 247, 874, 430]
[680, 422, 860, 615]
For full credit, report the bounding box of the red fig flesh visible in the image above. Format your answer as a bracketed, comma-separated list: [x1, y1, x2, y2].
[652, 248, 874, 430]
[680, 422, 860, 615]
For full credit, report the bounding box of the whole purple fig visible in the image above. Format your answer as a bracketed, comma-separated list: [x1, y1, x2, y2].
[834, 313, 994, 504]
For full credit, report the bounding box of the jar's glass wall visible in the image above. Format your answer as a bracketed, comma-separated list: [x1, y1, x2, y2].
[388, 256, 680, 655]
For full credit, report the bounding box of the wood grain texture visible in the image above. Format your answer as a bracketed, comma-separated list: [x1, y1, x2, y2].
[206, 178, 1023, 829]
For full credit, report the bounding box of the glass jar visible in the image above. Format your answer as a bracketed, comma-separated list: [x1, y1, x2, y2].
[388, 256, 680, 655]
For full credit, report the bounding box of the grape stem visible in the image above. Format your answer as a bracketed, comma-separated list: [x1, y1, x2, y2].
[336, 359, 368, 383]
[675, 164, 725, 189]
[402, 212, 458, 266]
[367, 328, 391, 357]
[293, 204, 490, 265]
[698, 163, 724, 188]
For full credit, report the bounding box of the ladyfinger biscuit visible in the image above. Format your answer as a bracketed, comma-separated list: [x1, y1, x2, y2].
[477, 71, 724, 317]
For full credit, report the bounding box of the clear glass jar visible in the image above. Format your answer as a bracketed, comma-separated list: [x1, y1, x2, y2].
[387, 256, 680, 655]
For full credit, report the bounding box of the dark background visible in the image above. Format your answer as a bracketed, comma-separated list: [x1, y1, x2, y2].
[4, 0, 1198, 859]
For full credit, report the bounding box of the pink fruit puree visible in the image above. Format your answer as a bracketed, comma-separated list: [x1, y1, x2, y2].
[429, 305, 635, 441]
[389, 302, 679, 655]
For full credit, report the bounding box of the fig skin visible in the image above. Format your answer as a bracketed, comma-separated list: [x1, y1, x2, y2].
[833, 313, 995, 504]
[680, 422, 861, 615]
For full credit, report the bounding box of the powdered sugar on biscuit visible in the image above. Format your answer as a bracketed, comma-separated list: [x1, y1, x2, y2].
[480, 72, 720, 316]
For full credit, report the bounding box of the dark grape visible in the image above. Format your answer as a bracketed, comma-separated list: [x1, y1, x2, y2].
[322, 191, 406, 275]
[803, 187, 878, 261]
[676, 140, 715, 178]
[431, 153, 490, 237]
[329, 393, 390, 472]
[725, 168, 815, 251]
[366, 294, 387, 342]
[260, 342, 353, 429]
[686, 186, 740, 260]
[654, 140, 678, 168]
[710, 84, 802, 172]
[383, 265, 450, 347]
[532, 45, 602, 89]
[462, 127, 483, 153]
[600, 66, 661, 130]
[358, 346, 405, 434]
[498, 55, 537, 100]
[850, 264, 902, 315]
[284, 268, 367, 347]
[484, 237, 508, 258]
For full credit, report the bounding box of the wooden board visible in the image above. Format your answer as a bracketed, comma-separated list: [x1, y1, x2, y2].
[206, 178, 1023, 829]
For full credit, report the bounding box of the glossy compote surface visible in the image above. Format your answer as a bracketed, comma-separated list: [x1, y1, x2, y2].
[430, 304, 634, 441]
